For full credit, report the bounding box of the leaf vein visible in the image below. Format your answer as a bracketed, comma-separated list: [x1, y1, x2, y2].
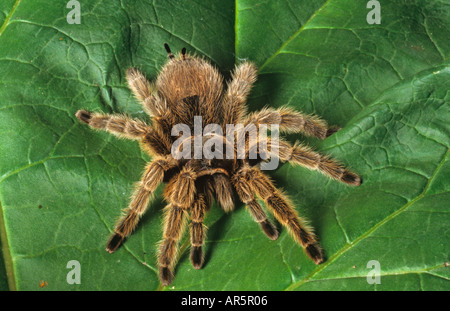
[286, 149, 449, 290]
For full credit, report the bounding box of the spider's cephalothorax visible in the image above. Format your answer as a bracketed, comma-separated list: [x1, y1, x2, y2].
[75, 44, 361, 286]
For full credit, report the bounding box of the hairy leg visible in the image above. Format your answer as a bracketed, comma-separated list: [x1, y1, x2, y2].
[240, 165, 324, 264]
[126, 68, 167, 118]
[222, 62, 258, 127]
[242, 106, 339, 139]
[158, 166, 197, 285]
[158, 202, 188, 286]
[254, 138, 362, 186]
[189, 193, 207, 269]
[126, 68, 178, 146]
[231, 171, 279, 240]
[212, 173, 235, 212]
[76, 110, 149, 140]
[106, 156, 177, 253]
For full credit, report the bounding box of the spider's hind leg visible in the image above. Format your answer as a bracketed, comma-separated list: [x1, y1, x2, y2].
[106, 156, 176, 253]
[240, 166, 324, 264]
[158, 166, 197, 285]
[158, 202, 189, 286]
[212, 174, 235, 213]
[232, 172, 279, 241]
[189, 192, 207, 269]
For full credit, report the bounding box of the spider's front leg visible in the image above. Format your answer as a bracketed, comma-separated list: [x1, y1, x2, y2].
[126, 68, 165, 117]
[126, 68, 178, 144]
[222, 62, 258, 126]
[106, 156, 177, 252]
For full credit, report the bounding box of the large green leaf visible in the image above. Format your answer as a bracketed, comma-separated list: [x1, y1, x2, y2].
[0, 0, 448, 291]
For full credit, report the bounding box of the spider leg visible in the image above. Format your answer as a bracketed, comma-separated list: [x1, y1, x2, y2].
[126, 68, 169, 118]
[256, 138, 362, 186]
[140, 125, 173, 156]
[240, 165, 324, 264]
[212, 174, 235, 212]
[222, 61, 258, 126]
[189, 192, 207, 269]
[231, 171, 279, 240]
[126, 66, 180, 151]
[158, 202, 189, 286]
[158, 166, 197, 285]
[187, 174, 216, 269]
[243, 106, 339, 139]
[76, 109, 171, 156]
[106, 156, 177, 253]
[75, 110, 149, 140]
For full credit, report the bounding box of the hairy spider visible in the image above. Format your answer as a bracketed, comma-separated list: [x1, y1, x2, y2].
[75, 44, 361, 286]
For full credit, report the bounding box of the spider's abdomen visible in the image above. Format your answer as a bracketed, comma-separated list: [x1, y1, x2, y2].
[156, 57, 224, 126]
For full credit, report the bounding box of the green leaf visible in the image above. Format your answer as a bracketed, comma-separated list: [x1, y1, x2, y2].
[0, 0, 448, 291]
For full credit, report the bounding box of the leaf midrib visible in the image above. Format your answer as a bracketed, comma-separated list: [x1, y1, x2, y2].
[0, 0, 21, 37]
[258, 0, 332, 72]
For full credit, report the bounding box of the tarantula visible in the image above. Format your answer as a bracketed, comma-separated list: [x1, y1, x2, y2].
[75, 44, 361, 286]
